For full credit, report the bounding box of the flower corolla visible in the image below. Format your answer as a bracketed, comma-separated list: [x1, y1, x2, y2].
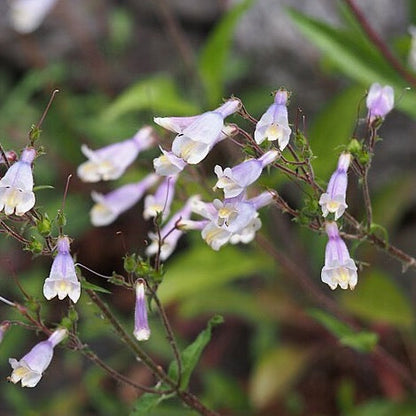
[319, 152, 351, 220]
[254, 89, 291, 149]
[9, 328, 67, 388]
[0, 147, 36, 216]
[43, 236, 81, 303]
[77, 126, 155, 182]
[321, 222, 358, 290]
[90, 174, 158, 226]
[366, 83, 394, 122]
[133, 280, 150, 341]
[214, 150, 278, 198]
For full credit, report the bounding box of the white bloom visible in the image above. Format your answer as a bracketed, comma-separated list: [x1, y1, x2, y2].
[254, 89, 291, 149]
[77, 126, 155, 182]
[8, 0, 59, 34]
[143, 175, 177, 221]
[9, 328, 67, 387]
[0, 147, 36, 216]
[321, 222, 358, 290]
[43, 236, 81, 303]
[153, 148, 186, 176]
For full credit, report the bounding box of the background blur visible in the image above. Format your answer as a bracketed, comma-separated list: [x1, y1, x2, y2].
[1, 0, 416, 415]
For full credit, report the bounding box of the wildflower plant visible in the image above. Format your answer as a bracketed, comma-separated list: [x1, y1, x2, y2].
[2, 4, 416, 412]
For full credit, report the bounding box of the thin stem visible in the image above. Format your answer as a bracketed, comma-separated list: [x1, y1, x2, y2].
[361, 167, 373, 231]
[85, 289, 172, 385]
[149, 288, 183, 388]
[35, 89, 60, 131]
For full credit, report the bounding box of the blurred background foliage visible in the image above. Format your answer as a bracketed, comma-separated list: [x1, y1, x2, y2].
[1, 0, 416, 415]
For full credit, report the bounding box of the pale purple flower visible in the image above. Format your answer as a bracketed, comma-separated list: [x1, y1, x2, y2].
[9, 0, 59, 34]
[9, 328, 67, 387]
[143, 175, 177, 221]
[254, 89, 291, 149]
[77, 126, 155, 182]
[319, 152, 351, 220]
[154, 99, 240, 164]
[133, 280, 150, 341]
[153, 147, 186, 176]
[90, 173, 158, 226]
[0, 147, 36, 216]
[43, 236, 81, 303]
[146, 196, 198, 260]
[321, 222, 357, 290]
[214, 150, 278, 198]
[193, 192, 274, 250]
[366, 83, 394, 122]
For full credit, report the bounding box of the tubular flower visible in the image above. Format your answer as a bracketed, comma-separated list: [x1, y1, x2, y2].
[0, 147, 36, 216]
[133, 280, 150, 341]
[146, 196, 198, 261]
[319, 152, 351, 220]
[154, 99, 240, 164]
[321, 222, 358, 290]
[77, 126, 155, 182]
[153, 147, 186, 176]
[193, 191, 274, 250]
[90, 174, 158, 226]
[214, 150, 278, 198]
[8, 0, 59, 34]
[9, 328, 67, 388]
[144, 175, 177, 221]
[43, 236, 81, 303]
[366, 83, 394, 122]
[254, 89, 291, 149]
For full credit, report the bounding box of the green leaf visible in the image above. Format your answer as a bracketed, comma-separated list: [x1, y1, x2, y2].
[130, 391, 172, 415]
[287, 8, 416, 118]
[287, 9, 399, 85]
[345, 399, 416, 416]
[308, 309, 378, 352]
[249, 346, 311, 409]
[168, 315, 224, 390]
[340, 270, 413, 329]
[81, 280, 112, 294]
[309, 85, 364, 178]
[101, 74, 199, 121]
[158, 244, 273, 305]
[198, 0, 253, 106]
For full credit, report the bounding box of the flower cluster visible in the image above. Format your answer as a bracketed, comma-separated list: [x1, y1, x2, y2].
[318, 82, 394, 290]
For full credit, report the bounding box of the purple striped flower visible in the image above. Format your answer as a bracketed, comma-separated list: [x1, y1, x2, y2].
[9, 328, 67, 387]
[319, 152, 351, 220]
[321, 222, 357, 290]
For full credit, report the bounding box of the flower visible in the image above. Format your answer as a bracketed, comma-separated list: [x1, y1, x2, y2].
[146, 196, 198, 260]
[43, 236, 81, 303]
[408, 26, 416, 70]
[319, 152, 351, 220]
[192, 191, 274, 250]
[214, 150, 278, 198]
[254, 89, 291, 149]
[0, 147, 36, 216]
[8, 0, 59, 34]
[153, 148, 186, 176]
[90, 173, 159, 226]
[366, 83, 394, 122]
[321, 222, 357, 290]
[133, 280, 150, 341]
[143, 175, 177, 221]
[77, 126, 155, 182]
[154, 99, 240, 164]
[9, 328, 67, 388]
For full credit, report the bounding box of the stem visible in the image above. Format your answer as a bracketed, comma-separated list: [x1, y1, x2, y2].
[342, 0, 416, 87]
[149, 288, 183, 388]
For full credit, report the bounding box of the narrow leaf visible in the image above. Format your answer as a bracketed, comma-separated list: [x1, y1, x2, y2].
[199, 0, 253, 106]
[168, 315, 224, 390]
